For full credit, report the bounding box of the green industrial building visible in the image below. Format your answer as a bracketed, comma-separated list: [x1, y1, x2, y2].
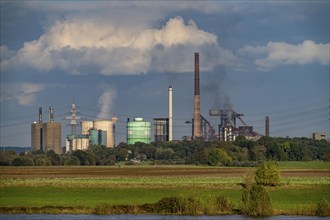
[127, 118, 151, 144]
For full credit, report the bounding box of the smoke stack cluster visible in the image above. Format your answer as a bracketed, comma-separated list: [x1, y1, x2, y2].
[193, 52, 201, 139]
[168, 86, 173, 141]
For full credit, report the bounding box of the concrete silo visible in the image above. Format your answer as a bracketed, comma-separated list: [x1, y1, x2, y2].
[42, 106, 62, 154]
[94, 120, 114, 147]
[31, 107, 43, 151]
[42, 122, 62, 154]
[31, 122, 43, 151]
[127, 118, 151, 144]
[81, 121, 94, 135]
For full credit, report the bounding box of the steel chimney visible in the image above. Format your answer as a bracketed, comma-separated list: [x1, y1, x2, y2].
[49, 106, 54, 123]
[193, 52, 201, 139]
[265, 116, 270, 137]
[168, 86, 173, 141]
[39, 107, 42, 123]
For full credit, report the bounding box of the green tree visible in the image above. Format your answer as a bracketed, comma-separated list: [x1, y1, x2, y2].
[255, 161, 280, 186]
[11, 156, 35, 166]
[251, 145, 266, 161]
[208, 148, 232, 166]
[0, 151, 17, 166]
[46, 150, 61, 165]
[73, 150, 95, 165]
[62, 155, 80, 165]
[34, 155, 52, 166]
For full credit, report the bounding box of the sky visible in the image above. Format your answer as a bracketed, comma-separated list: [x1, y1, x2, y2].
[0, 1, 329, 147]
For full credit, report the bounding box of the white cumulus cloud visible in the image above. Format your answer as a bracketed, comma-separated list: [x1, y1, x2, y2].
[1, 16, 225, 75]
[240, 40, 330, 71]
[0, 83, 45, 105]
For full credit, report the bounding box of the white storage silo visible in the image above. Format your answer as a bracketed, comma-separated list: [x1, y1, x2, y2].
[93, 120, 114, 148]
[81, 121, 94, 135]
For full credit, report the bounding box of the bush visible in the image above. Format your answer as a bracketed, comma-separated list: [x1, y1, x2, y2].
[11, 157, 24, 166]
[152, 197, 182, 214]
[255, 161, 280, 186]
[215, 196, 232, 213]
[152, 196, 203, 215]
[315, 197, 330, 216]
[241, 183, 273, 216]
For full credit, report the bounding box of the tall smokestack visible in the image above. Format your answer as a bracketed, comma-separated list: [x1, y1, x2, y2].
[39, 107, 42, 123]
[168, 86, 173, 141]
[49, 106, 54, 123]
[265, 116, 270, 137]
[193, 52, 201, 139]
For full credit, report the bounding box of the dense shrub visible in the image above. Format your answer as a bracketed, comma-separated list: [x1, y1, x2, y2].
[315, 197, 330, 216]
[153, 197, 182, 214]
[0, 151, 17, 166]
[241, 183, 273, 216]
[34, 156, 52, 166]
[255, 161, 280, 186]
[62, 155, 80, 166]
[215, 196, 232, 213]
[11, 156, 35, 166]
[152, 196, 202, 215]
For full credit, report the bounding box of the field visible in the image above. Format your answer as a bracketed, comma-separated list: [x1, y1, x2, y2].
[0, 163, 329, 215]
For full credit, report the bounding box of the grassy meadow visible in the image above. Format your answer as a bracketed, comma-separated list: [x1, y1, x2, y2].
[0, 162, 329, 215]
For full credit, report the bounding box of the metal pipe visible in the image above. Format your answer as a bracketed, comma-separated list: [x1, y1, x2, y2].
[168, 86, 173, 141]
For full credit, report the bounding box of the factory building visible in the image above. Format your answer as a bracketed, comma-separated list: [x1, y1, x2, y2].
[31, 107, 62, 154]
[312, 132, 326, 141]
[127, 118, 151, 144]
[89, 129, 107, 146]
[94, 120, 114, 147]
[65, 130, 107, 152]
[66, 119, 115, 152]
[154, 118, 169, 142]
[66, 134, 89, 151]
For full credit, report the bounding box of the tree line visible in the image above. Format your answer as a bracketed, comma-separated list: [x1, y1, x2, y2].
[0, 136, 329, 166]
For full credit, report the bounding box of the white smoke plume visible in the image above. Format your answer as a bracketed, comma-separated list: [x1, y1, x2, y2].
[97, 86, 117, 119]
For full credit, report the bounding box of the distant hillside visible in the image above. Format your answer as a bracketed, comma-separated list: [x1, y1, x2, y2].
[0, 147, 31, 154]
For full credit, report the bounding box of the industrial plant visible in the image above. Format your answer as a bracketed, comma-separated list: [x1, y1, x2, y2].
[127, 118, 151, 144]
[31, 52, 269, 154]
[31, 107, 62, 154]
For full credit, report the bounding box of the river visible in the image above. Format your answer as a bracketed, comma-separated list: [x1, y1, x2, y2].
[0, 214, 327, 220]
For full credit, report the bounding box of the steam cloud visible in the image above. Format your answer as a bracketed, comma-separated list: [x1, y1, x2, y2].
[97, 86, 117, 119]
